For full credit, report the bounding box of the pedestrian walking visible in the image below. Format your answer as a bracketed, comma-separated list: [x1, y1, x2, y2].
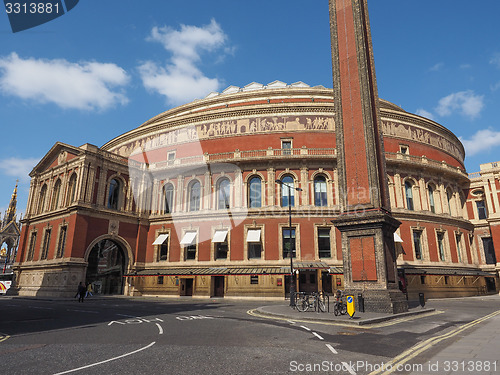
[76, 282, 86, 302]
[86, 283, 93, 298]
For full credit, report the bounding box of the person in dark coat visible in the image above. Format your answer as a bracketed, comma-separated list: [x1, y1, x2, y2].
[76, 282, 86, 302]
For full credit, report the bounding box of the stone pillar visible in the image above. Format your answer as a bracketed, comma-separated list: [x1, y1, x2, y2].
[329, 0, 407, 313]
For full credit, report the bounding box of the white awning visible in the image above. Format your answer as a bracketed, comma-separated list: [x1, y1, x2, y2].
[246, 229, 261, 243]
[180, 232, 197, 245]
[212, 230, 228, 243]
[394, 232, 404, 243]
[152, 234, 169, 245]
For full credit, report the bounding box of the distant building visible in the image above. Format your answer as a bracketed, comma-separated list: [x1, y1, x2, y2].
[12, 83, 499, 299]
[1, 183, 21, 276]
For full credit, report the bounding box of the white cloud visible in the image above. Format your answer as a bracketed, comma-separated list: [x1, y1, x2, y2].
[0, 53, 130, 111]
[490, 53, 500, 69]
[435, 90, 484, 119]
[415, 108, 435, 121]
[0, 157, 39, 182]
[461, 129, 500, 156]
[429, 62, 444, 72]
[139, 19, 230, 105]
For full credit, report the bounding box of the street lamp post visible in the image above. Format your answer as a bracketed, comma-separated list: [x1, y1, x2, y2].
[276, 179, 302, 307]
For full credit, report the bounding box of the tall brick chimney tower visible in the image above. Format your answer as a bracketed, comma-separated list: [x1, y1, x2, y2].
[329, 0, 408, 313]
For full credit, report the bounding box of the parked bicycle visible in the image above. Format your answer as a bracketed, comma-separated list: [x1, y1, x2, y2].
[295, 291, 327, 312]
[333, 290, 347, 316]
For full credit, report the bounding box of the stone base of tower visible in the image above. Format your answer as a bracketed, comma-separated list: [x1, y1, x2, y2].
[343, 287, 408, 314]
[333, 210, 408, 314]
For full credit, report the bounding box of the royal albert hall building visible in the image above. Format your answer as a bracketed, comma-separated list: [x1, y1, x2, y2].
[13, 81, 500, 300]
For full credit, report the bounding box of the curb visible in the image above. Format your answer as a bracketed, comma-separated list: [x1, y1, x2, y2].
[255, 306, 437, 326]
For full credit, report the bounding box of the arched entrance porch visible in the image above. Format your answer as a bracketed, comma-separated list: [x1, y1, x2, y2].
[85, 238, 127, 295]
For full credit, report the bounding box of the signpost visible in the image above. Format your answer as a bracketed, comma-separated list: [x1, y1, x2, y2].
[346, 295, 355, 318]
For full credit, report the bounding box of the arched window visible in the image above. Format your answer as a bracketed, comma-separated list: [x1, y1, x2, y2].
[38, 184, 47, 214]
[163, 183, 174, 214]
[405, 181, 414, 210]
[314, 176, 327, 207]
[428, 184, 435, 213]
[67, 173, 77, 205]
[188, 180, 201, 211]
[217, 178, 230, 209]
[51, 179, 61, 211]
[108, 178, 121, 210]
[446, 188, 454, 215]
[281, 175, 295, 207]
[248, 176, 262, 208]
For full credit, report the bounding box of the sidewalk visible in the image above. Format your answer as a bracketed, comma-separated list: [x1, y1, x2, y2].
[255, 302, 436, 326]
[407, 310, 500, 375]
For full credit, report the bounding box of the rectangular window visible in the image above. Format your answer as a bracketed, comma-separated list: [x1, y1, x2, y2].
[250, 275, 259, 285]
[476, 200, 488, 220]
[248, 243, 262, 259]
[246, 229, 262, 259]
[159, 243, 168, 261]
[282, 140, 292, 155]
[41, 229, 51, 260]
[420, 275, 426, 284]
[444, 276, 449, 285]
[456, 233, 462, 263]
[185, 244, 196, 260]
[158, 276, 164, 284]
[482, 237, 497, 265]
[181, 231, 198, 261]
[413, 230, 423, 260]
[153, 234, 169, 261]
[399, 145, 409, 154]
[167, 151, 176, 165]
[317, 228, 331, 258]
[437, 232, 446, 261]
[56, 226, 67, 258]
[213, 230, 228, 260]
[27, 232, 37, 261]
[282, 228, 296, 259]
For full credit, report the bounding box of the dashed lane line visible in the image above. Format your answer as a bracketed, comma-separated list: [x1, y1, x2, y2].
[343, 362, 357, 375]
[325, 343, 338, 354]
[300, 325, 311, 331]
[156, 323, 163, 335]
[52, 341, 156, 375]
[369, 309, 500, 375]
[312, 332, 324, 340]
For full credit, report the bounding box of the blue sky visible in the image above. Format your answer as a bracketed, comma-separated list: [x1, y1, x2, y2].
[1, 0, 500, 218]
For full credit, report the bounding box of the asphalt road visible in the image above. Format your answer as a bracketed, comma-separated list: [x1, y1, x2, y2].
[0, 295, 498, 375]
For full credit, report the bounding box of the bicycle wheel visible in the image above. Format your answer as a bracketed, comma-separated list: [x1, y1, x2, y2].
[333, 303, 340, 316]
[296, 298, 307, 312]
[340, 303, 347, 315]
[317, 298, 326, 312]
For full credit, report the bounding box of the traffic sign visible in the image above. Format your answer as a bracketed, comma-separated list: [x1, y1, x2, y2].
[346, 295, 355, 318]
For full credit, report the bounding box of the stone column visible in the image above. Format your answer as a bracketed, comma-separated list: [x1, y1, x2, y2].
[329, 0, 407, 313]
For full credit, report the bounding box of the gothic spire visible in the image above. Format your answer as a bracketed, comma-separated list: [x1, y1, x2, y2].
[2, 181, 18, 229]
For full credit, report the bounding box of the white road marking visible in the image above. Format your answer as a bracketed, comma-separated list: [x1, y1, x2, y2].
[342, 361, 357, 375]
[325, 343, 338, 354]
[66, 309, 98, 314]
[33, 306, 54, 310]
[299, 325, 311, 331]
[116, 314, 137, 318]
[52, 341, 156, 375]
[287, 320, 296, 324]
[312, 332, 324, 340]
[156, 323, 163, 335]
